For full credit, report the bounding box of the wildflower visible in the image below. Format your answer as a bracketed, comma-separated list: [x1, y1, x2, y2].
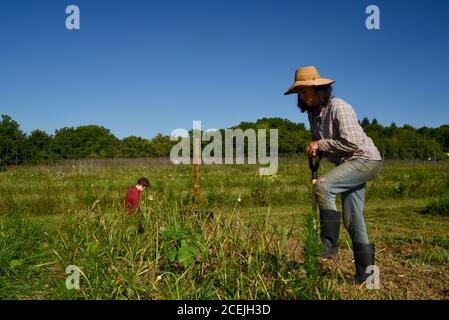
[148, 195, 154, 201]
[156, 275, 162, 281]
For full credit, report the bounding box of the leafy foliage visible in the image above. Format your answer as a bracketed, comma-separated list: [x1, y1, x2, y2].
[160, 226, 201, 270]
[0, 115, 26, 165]
[424, 195, 449, 216]
[1, 114, 448, 165]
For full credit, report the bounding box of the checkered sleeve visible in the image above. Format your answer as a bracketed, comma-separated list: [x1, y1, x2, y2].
[318, 102, 363, 154]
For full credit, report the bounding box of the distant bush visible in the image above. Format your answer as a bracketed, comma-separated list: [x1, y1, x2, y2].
[423, 195, 449, 216]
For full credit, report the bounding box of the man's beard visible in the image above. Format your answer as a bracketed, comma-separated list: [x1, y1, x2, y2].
[297, 97, 315, 113]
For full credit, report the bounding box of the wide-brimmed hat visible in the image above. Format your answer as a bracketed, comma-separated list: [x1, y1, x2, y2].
[284, 66, 335, 95]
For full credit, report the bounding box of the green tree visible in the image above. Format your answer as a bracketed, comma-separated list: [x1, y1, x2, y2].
[361, 117, 370, 128]
[432, 125, 449, 148]
[0, 115, 26, 165]
[229, 118, 311, 156]
[121, 136, 154, 158]
[149, 134, 176, 157]
[24, 130, 54, 164]
[53, 125, 119, 159]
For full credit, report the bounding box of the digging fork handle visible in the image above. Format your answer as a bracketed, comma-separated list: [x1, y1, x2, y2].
[308, 151, 320, 184]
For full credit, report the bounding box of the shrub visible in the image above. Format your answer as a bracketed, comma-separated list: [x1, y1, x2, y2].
[423, 195, 449, 216]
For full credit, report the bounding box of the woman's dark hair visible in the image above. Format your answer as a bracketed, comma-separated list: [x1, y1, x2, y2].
[297, 84, 333, 113]
[137, 177, 150, 188]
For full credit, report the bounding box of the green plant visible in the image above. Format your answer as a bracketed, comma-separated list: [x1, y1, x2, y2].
[301, 209, 321, 298]
[424, 195, 449, 216]
[0, 213, 52, 299]
[160, 226, 202, 270]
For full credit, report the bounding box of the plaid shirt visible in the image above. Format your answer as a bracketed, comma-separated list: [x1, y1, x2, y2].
[308, 97, 382, 164]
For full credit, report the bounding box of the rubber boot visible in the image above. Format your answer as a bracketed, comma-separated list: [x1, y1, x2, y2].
[353, 242, 375, 284]
[319, 209, 340, 258]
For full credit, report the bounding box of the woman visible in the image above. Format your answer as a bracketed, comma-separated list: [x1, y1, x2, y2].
[284, 66, 383, 284]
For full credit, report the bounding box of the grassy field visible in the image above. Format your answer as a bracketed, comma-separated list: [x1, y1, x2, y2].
[1, 158, 449, 300]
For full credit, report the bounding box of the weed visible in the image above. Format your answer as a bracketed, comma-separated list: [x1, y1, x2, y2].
[423, 195, 449, 216]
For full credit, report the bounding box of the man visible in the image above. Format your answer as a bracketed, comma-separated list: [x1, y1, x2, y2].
[125, 177, 150, 216]
[284, 66, 383, 284]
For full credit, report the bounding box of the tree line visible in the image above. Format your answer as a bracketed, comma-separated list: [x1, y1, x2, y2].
[0, 114, 448, 167]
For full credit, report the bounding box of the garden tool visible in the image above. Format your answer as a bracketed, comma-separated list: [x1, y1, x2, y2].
[308, 151, 320, 239]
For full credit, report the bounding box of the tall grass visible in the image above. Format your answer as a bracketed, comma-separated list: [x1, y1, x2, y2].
[0, 208, 53, 299]
[423, 195, 449, 216]
[1, 160, 448, 217]
[1, 159, 449, 299]
[48, 197, 337, 299]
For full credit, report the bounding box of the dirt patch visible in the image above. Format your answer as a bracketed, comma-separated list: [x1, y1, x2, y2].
[277, 234, 449, 299]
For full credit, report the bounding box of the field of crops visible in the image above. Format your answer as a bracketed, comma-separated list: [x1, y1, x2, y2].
[1, 158, 449, 299]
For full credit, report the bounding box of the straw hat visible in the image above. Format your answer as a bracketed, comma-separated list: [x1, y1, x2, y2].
[284, 66, 335, 95]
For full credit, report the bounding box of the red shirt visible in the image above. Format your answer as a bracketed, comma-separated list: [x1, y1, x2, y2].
[125, 186, 140, 216]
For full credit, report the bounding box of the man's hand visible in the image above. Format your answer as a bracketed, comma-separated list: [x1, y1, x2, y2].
[306, 140, 319, 157]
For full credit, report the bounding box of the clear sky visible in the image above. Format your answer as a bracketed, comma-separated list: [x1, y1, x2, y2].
[1, 0, 448, 139]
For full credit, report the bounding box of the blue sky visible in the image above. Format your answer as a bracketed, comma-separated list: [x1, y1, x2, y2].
[1, 0, 448, 139]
